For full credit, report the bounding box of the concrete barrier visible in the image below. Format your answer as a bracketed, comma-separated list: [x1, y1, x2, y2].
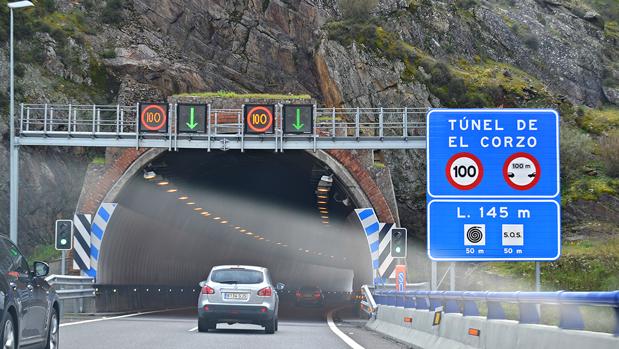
[366, 305, 619, 349]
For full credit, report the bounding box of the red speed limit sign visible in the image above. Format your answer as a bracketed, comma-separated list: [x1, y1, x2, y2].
[244, 104, 274, 134]
[445, 152, 484, 190]
[139, 103, 168, 132]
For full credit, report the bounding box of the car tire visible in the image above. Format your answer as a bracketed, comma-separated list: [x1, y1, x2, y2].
[264, 317, 276, 334]
[198, 319, 216, 332]
[45, 309, 59, 349]
[1, 315, 16, 349]
[274, 317, 278, 332]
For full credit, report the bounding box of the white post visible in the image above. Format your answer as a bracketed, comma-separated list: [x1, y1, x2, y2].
[450, 262, 455, 291]
[535, 262, 541, 291]
[431, 261, 437, 290]
[9, 8, 18, 244]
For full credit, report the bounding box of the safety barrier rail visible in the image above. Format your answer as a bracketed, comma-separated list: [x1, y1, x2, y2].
[16, 104, 428, 150]
[46, 275, 95, 314]
[372, 289, 619, 335]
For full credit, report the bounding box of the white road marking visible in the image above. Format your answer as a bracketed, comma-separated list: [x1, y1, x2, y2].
[188, 326, 198, 332]
[60, 307, 193, 327]
[326, 307, 365, 349]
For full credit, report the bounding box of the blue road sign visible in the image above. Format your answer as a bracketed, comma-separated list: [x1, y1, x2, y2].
[426, 109, 560, 261]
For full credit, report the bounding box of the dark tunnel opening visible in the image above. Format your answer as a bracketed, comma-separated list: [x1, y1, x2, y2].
[96, 150, 373, 294]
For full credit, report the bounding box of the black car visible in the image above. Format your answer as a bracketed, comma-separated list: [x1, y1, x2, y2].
[0, 235, 59, 349]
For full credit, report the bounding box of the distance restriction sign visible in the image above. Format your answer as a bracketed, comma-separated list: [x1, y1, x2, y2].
[244, 104, 274, 134]
[283, 104, 313, 134]
[177, 104, 207, 133]
[139, 103, 168, 133]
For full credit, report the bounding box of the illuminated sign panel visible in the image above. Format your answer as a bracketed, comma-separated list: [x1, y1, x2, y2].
[139, 103, 168, 133]
[244, 104, 275, 134]
[177, 104, 207, 133]
[283, 104, 313, 134]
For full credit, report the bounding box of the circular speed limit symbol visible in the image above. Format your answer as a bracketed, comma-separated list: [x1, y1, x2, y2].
[246, 105, 273, 133]
[445, 152, 484, 190]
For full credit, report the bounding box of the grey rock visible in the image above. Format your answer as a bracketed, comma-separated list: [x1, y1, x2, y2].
[602, 85, 619, 105]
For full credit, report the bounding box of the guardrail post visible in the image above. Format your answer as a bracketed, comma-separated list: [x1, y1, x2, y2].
[67, 104, 72, 137]
[331, 107, 336, 138]
[379, 107, 383, 140]
[92, 105, 96, 136]
[518, 303, 540, 324]
[403, 107, 408, 138]
[559, 304, 584, 330]
[486, 301, 505, 319]
[19, 103, 23, 133]
[614, 307, 619, 336]
[43, 104, 48, 133]
[25, 106, 30, 131]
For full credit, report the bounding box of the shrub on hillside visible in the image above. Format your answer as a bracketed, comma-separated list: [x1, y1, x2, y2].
[560, 125, 594, 182]
[599, 130, 619, 177]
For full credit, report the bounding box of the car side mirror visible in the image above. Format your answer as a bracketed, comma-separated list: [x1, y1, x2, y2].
[275, 282, 285, 291]
[33, 261, 49, 278]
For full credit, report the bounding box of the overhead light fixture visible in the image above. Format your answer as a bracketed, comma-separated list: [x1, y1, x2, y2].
[317, 187, 329, 193]
[193, 207, 202, 211]
[166, 189, 178, 193]
[8, 1, 35, 9]
[143, 170, 156, 180]
[317, 200, 328, 204]
[246, 232, 253, 236]
[178, 196, 188, 200]
[317, 195, 328, 199]
[187, 202, 195, 205]
[322, 221, 329, 224]
[220, 220, 228, 224]
[282, 244, 288, 247]
[201, 212, 210, 216]
[321, 215, 329, 219]
[157, 181, 169, 186]
[305, 250, 310, 253]
[259, 237, 265, 240]
[239, 229, 246, 233]
[213, 216, 220, 220]
[276, 242, 281, 245]
[234, 226, 241, 230]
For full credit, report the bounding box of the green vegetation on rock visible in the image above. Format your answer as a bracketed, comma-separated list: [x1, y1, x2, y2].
[176, 91, 312, 100]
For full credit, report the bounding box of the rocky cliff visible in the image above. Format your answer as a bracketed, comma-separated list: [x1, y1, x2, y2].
[1, 0, 617, 263]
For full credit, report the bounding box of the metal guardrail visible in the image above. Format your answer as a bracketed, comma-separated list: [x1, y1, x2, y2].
[46, 274, 96, 301]
[372, 289, 619, 335]
[16, 104, 428, 150]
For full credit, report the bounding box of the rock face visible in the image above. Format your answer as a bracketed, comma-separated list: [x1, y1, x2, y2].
[1, 0, 617, 255]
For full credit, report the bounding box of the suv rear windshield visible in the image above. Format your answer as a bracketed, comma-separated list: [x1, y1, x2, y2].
[211, 269, 264, 284]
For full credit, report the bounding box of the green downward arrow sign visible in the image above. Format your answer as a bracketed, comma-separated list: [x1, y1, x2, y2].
[186, 107, 198, 130]
[293, 108, 304, 130]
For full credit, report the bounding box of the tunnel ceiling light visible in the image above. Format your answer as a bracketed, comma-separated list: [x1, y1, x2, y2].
[276, 242, 281, 245]
[166, 188, 178, 193]
[213, 216, 220, 220]
[187, 202, 195, 205]
[317, 195, 328, 199]
[317, 200, 328, 204]
[245, 232, 253, 235]
[322, 221, 329, 224]
[265, 239, 270, 242]
[259, 237, 265, 240]
[157, 181, 169, 186]
[234, 226, 241, 230]
[194, 207, 203, 211]
[318, 252, 322, 255]
[321, 215, 329, 219]
[220, 220, 228, 224]
[178, 196, 188, 200]
[200, 211, 210, 215]
[298, 248, 303, 251]
[239, 229, 246, 232]
[282, 244, 288, 247]
[330, 255, 334, 258]
[143, 170, 157, 180]
[305, 249, 310, 253]
[317, 187, 329, 193]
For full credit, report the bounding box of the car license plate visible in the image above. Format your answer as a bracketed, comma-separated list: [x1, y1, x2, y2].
[223, 292, 249, 301]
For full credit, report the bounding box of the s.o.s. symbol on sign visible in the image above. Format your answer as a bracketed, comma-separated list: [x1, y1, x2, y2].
[445, 152, 484, 190]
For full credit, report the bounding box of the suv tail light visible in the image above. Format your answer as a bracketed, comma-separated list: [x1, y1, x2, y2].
[295, 291, 302, 298]
[257, 287, 272, 297]
[313, 291, 321, 299]
[201, 285, 215, 294]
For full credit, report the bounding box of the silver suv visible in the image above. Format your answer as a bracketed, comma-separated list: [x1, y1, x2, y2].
[197, 265, 284, 334]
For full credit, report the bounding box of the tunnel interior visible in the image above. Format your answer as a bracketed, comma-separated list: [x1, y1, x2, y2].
[97, 150, 373, 291]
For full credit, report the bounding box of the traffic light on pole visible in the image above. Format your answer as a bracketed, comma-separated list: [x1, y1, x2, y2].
[55, 220, 73, 251]
[391, 228, 407, 258]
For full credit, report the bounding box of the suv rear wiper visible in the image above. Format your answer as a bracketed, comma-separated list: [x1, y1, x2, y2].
[218, 280, 239, 284]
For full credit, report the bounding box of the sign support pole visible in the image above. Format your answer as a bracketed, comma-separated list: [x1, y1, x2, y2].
[431, 261, 437, 290]
[450, 262, 455, 291]
[535, 262, 541, 291]
[61, 250, 66, 275]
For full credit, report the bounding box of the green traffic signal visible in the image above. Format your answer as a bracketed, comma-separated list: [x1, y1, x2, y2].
[55, 220, 73, 251]
[391, 228, 407, 258]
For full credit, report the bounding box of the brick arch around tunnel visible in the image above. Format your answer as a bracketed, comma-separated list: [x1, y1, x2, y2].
[73, 148, 397, 279]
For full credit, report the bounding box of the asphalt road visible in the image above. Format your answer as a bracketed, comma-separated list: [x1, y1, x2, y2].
[59, 301, 407, 349]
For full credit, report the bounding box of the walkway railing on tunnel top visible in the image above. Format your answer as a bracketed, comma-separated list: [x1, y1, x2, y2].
[371, 289, 619, 335]
[16, 103, 428, 150]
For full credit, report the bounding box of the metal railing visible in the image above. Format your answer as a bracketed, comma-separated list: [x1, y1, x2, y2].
[372, 289, 619, 335]
[16, 104, 428, 150]
[46, 275, 96, 313]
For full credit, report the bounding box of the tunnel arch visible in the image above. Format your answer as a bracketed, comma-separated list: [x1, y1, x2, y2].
[76, 148, 398, 290]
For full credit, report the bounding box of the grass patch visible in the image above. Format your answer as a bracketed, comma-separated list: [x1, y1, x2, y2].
[563, 175, 619, 202]
[91, 156, 106, 165]
[28, 243, 61, 264]
[577, 107, 619, 134]
[487, 238, 619, 291]
[176, 91, 312, 99]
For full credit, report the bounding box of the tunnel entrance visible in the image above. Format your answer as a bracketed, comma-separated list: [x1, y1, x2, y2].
[95, 150, 374, 295]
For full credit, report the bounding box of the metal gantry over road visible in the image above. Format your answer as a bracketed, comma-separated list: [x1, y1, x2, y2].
[15, 103, 428, 151]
